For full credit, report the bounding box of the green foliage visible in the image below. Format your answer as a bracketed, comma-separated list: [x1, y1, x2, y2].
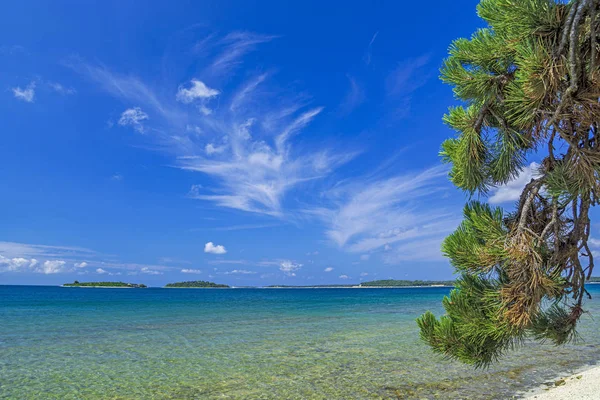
[442, 202, 507, 273]
[529, 303, 580, 345]
[419, 0, 600, 367]
[417, 275, 523, 368]
[165, 280, 229, 288]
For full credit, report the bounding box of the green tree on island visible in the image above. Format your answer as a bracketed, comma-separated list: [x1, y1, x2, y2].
[417, 0, 600, 367]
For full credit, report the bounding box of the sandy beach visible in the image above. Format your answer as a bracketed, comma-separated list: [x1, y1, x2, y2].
[524, 364, 600, 400]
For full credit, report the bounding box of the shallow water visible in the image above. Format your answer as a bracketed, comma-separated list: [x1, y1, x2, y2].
[1, 285, 599, 399]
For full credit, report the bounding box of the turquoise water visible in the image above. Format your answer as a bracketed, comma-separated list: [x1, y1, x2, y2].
[1, 285, 600, 399]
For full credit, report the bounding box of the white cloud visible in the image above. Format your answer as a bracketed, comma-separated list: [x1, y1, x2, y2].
[339, 274, 350, 279]
[118, 107, 148, 133]
[360, 254, 370, 261]
[224, 269, 256, 275]
[181, 268, 203, 274]
[360, 272, 369, 277]
[0, 255, 38, 272]
[74, 262, 88, 268]
[140, 267, 162, 275]
[111, 173, 123, 181]
[324, 267, 334, 272]
[279, 260, 302, 276]
[489, 162, 541, 204]
[205, 143, 226, 155]
[48, 82, 76, 95]
[176, 79, 220, 104]
[12, 81, 36, 102]
[188, 184, 203, 197]
[37, 260, 67, 274]
[204, 242, 227, 254]
[94, 268, 121, 276]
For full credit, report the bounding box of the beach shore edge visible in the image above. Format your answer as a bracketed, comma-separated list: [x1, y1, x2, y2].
[523, 363, 600, 399]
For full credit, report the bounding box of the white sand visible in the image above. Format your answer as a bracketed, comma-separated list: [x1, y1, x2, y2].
[524, 365, 600, 400]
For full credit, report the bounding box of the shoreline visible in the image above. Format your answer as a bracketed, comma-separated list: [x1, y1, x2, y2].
[521, 363, 600, 399]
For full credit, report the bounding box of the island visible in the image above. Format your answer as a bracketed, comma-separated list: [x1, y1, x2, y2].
[165, 280, 229, 288]
[266, 279, 455, 288]
[62, 281, 147, 288]
[359, 279, 455, 287]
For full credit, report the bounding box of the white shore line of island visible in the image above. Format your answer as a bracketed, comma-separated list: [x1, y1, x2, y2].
[521, 364, 600, 400]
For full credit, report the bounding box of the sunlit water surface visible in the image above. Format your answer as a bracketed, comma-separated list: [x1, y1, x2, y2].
[1, 285, 600, 399]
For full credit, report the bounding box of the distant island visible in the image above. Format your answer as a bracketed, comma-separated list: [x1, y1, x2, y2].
[360, 279, 455, 287]
[589, 277, 600, 283]
[63, 281, 147, 288]
[165, 280, 229, 288]
[266, 279, 455, 288]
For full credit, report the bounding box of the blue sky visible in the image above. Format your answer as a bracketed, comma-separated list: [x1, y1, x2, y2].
[2, 0, 594, 286]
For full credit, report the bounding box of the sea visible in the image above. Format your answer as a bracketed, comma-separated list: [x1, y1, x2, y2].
[1, 285, 600, 399]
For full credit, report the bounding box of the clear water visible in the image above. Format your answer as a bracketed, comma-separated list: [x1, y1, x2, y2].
[1, 285, 600, 399]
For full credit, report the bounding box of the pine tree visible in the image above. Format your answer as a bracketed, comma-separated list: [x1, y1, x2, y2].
[417, 0, 600, 367]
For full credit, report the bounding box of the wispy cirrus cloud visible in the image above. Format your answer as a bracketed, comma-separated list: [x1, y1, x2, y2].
[309, 165, 459, 261]
[386, 54, 432, 118]
[48, 82, 76, 95]
[211, 223, 281, 231]
[363, 31, 379, 66]
[0, 241, 96, 259]
[386, 54, 431, 97]
[338, 75, 365, 115]
[224, 269, 256, 275]
[205, 31, 278, 78]
[69, 32, 356, 218]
